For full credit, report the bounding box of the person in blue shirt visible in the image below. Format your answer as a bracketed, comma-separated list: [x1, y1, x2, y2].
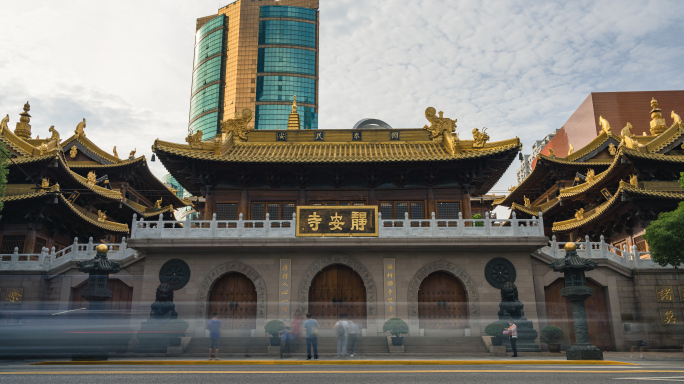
[206, 313, 222, 360]
[303, 313, 319, 360]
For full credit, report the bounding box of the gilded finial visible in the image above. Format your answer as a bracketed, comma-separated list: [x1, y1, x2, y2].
[96, 244, 109, 254]
[564, 242, 577, 251]
[14, 101, 32, 139]
[568, 144, 574, 156]
[650, 97, 667, 135]
[113, 146, 119, 159]
[598, 115, 611, 135]
[75, 118, 86, 137]
[292, 95, 297, 113]
[287, 96, 301, 130]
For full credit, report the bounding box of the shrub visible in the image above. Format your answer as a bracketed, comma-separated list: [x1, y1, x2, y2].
[540, 325, 564, 344]
[163, 319, 189, 333]
[472, 213, 484, 227]
[264, 320, 285, 337]
[382, 318, 409, 337]
[484, 321, 506, 337]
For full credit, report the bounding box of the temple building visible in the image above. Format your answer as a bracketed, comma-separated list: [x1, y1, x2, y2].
[0, 102, 187, 253]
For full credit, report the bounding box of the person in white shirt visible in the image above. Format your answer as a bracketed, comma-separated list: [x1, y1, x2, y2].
[507, 320, 518, 357]
[334, 314, 350, 358]
[347, 320, 360, 357]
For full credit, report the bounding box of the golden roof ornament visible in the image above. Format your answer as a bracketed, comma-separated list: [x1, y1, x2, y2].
[38, 142, 48, 155]
[48, 126, 60, 144]
[523, 195, 531, 207]
[154, 199, 163, 209]
[69, 145, 78, 158]
[221, 108, 253, 142]
[598, 115, 611, 135]
[423, 107, 457, 140]
[75, 118, 86, 137]
[629, 174, 638, 187]
[128, 149, 136, 160]
[14, 101, 32, 140]
[673, 110, 682, 127]
[649, 98, 667, 135]
[472, 127, 490, 148]
[585, 168, 596, 183]
[575, 207, 585, 221]
[608, 143, 617, 155]
[621, 122, 634, 139]
[548, 148, 555, 157]
[0, 114, 9, 131]
[287, 95, 300, 130]
[87, 170, 97, 186]
[186, 130, 203, 148]
[113, 146, 119, 159]
[97, 210, 107, 223]
[568, 144, 574, 156]
[41, 177, 50, 189]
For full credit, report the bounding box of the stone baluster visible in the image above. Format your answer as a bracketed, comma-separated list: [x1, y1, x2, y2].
[11, 247, 19, 270]
[265, 213, 270, 237]
[484, 211, 491, 235]
[623, 244, 629, 260]
[585, 235, 591, 257]
[238, 213, 244, 237]
[538, 211, 544, 236]
[631, 244, 639, 266]
[551, 235, 557, 258]
[211, 213, 217, 237]
[430, 212, 436, 237]
[183, 215, 191, 237]
[599, 235, 607, 259]
[378, 212, 383, 236]
[87, 237, 94, 255]
[457, 211, 463, 235]
[291, 212, 297, 237]
[158, 213, 164, 235]
[404, 212, 409, 237]
[120, 237, 127, 258]
[131, 214, 138, 238]
[512, 212, 519, 236]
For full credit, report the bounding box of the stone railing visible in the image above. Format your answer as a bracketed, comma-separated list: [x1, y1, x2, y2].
[539, 235, 663, 270]
[0, 238, 136, 272]
[130, 211, 545, 239]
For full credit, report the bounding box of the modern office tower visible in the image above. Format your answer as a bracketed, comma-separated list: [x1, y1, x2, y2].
[189, 0, 319, 140]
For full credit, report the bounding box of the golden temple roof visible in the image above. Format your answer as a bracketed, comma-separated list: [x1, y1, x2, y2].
[552, 181, 684, 232]
[154, 130, 522, 164]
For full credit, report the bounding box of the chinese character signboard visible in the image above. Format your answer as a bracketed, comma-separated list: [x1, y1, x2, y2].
[296, 206, 378, 237]
[279, 259, 291, 320]
[659, 308, 677, 325]
[384, 258, 396, 319]
[656, 286, 674, 302]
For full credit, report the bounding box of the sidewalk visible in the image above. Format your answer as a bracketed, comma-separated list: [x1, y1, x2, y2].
[28, 352, 683, 366]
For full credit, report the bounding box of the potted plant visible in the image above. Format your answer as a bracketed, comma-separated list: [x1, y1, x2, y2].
[383, 318, 409, 346]
[540, 325, 564, 352]
[264, 320, 285, 346]
[485, 322, 506, 346]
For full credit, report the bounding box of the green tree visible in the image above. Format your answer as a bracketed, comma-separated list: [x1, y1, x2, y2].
[472, 213, 484, 227]
[642, 172, 684, 268]
[0, 142, 8, 220]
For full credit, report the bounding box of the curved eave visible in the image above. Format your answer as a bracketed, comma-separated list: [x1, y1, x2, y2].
[61, 134, 121, 164]
[67, 156, 145, 169]
[123, 198, 176, 218]
[552, 182, 684, 233]
[511, 197, 561, 217]
[58, 194, 129, 233]
[645, 122, 684, 153]
[621, 147, 684, 163]
[558, 152, 627, 199]
[565, 131, 621, 162]
[0, 190, 50, 202]
[0, 125, 61, 157]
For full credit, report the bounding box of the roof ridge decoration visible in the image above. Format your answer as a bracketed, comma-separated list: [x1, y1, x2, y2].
[59, 194, 129, 233]
[221, 108, 253, 142]
[14, 102, 32, 140]
[649, 98, 668, 135]
[62, 133, 122, 164]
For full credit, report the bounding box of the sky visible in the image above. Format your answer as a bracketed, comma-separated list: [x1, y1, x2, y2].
[2, 0, 684, 197]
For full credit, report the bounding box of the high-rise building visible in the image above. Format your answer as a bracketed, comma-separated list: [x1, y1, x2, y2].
[189, 0, 319, 140]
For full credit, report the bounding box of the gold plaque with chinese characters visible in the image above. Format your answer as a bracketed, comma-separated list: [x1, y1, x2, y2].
[296, 206, 378, 237]
[659, 308, 678, 325]
[383, 258, 397, 319]
[679, 286, 684, 302]
[279, 259, 292, 320]
[656, 286, 675, 303]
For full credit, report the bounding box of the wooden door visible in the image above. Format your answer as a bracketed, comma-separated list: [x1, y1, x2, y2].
[544, 278, 613, 351]
[418, 271, 468, 329]
[308, 265, 366, 328]
[71, 279, 133, 317]
[207, 272, 257, 331]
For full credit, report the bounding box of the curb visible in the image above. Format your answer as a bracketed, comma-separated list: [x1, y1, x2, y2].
[32, 360, 635, 366]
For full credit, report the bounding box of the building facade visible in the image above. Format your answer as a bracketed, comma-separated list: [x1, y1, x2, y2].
[189, 0, 319, 140]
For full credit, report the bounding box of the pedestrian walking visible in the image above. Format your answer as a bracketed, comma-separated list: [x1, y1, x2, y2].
[303, 313, 319, 360]
[507, 319, 518, 357]
[206, 313, 222, 360]
[279, 326, 291, 358]
[291, 310, 303, 352]
[347, 319, 359, 357]
[334, 314, 349, 358]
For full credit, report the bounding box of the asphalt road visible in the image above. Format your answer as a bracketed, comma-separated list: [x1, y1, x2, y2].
[1, 362, 684, 384]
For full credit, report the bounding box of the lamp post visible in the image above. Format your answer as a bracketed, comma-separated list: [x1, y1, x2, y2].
[549, 242, 603, 360]
[76, 244, 123, 312]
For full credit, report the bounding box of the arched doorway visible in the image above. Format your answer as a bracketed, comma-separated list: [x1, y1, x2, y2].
[308, 264, 366, 328]
[207, 272, 257, 331]
[71, 279, 133, 318]
[544, 278, 613, 351]
[418, 271, 468, 329]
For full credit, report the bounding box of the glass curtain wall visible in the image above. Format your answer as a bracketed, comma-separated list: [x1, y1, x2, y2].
[189, 15, 226, 140]
[256, 5, 317, 130]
